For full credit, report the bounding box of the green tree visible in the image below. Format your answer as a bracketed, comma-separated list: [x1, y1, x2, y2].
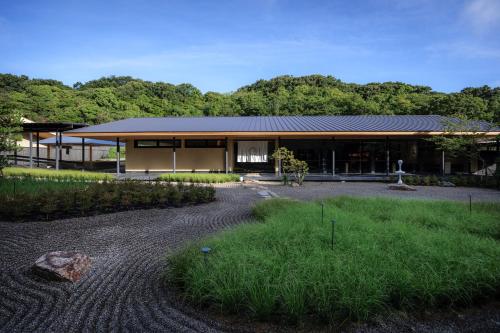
[426, 117, 492, 176]
[0, 93, 22, 175]
[271, 147, 309, 185]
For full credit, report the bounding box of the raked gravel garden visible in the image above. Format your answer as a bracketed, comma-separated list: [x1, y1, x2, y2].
[0, 176, 499, 332]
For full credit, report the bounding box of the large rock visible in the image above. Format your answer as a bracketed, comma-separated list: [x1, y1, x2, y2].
[33, 251, 91, 282]
[387, 184, 417, 191]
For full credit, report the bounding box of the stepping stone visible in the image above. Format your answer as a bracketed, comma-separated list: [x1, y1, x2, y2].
[257, 190, 271, 198]
[388, 184, 416, 191]
[33, 251, 91, 282]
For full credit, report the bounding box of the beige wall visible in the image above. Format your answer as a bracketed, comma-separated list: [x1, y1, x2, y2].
[126, 138, 231, 172]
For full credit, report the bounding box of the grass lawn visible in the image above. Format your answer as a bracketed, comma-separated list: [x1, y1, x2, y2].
[168, 197, 500, 324]
[158, 172, 240, 183]
[0, 177, 87, 195]
[3, 167, 113, 181]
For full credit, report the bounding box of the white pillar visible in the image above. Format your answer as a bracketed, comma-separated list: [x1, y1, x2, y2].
[29, 132, 33, 168]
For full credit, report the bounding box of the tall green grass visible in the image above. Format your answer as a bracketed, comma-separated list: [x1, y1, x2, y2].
[0, 178, 215, 221]
[168, 197, 500, 323]
[158, 172, 240, 183]
[3, 167, 113, 181]
[0, 178, 87, 195]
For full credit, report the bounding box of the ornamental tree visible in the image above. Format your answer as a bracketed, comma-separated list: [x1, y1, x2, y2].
[271, 147, 309, 185]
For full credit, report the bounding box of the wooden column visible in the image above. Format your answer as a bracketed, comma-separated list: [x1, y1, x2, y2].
[29, 132, 33, 168]
[55, 131, 59, 170]
[385, 136, 390, 175]
[442, 150, 445, 176]
[279, 137, 283, 176]
[116, 137, 120, 176]
[81, 138, 85, 171]
[173, 137, 176, 173]
[225, 137, 229, 174]
[332, 137, 335, 176]
[36, 131, 40, 167]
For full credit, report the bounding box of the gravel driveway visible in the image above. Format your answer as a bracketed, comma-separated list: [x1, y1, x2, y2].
[0, 182, 498, 333]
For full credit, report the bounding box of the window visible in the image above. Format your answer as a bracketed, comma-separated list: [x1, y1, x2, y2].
[134, 139, 181, 148]
[185, 139, 226, 148]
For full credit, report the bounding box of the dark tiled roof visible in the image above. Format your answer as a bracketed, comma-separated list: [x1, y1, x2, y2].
[66, 115, 498, 133]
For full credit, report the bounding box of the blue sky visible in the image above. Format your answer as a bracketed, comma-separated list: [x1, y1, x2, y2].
[0, 0, 499, 92]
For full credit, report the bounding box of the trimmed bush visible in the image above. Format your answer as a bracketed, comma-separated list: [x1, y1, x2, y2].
[158, 172, 240, 183]
[0, 179, 215, 221]
[168, 197, 500, 324]
[388, 174, 499, 189]
[3, 167, 113, 181]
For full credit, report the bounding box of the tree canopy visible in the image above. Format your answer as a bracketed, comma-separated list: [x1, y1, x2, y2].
[0, 74, 498, 124]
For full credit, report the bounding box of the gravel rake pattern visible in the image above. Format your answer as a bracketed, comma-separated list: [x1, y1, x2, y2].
[0, 185, 257, 333]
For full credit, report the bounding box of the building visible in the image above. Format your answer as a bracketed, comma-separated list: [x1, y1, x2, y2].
[64, 115, 500, 176]
[39, 136, 124, 163]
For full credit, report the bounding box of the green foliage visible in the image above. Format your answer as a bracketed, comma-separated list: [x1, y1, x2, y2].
[403, 174, 498, 188]
[168, 197, 500, 324]
[158, 172, 240, 183]
[0, 92, 22, 174]
[426, 117, 492, 171]
[271, 147, 309, 185]
[105, 147, 125, 159]
[0, 178, 215, 221]
[1, 74, 498, 125]
[3, 167, 113, 181]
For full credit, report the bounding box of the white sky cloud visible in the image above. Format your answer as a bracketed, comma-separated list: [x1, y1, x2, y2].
[462, 0, 500, 32]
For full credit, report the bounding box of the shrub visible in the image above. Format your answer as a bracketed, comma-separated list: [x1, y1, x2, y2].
[0, 179, 216, 221]
[3, 167, 112, 181]
[158, 173, 240, 183]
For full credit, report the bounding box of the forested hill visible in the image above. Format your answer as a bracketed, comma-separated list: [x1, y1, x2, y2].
[1, 74, 499, 125]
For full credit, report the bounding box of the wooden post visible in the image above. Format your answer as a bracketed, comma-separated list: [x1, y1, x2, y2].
[81, 138, 85, 171]
[442, 150, 445, 176]
[278, 137, 282, 176]
[55, 131, 59, 170]
[385, 136, 390, 175]
[332, 137, 335, 176]
[173, 137, 176, 173]
[116, 137, 120, 176]
[225, 137, 228, 174]
[36, 131, 40, 167]
[29, 132, 33, 168]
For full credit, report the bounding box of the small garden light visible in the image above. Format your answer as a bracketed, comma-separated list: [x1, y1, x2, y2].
[331, 219, 336, 250]
[321, 201, 324, 224]
[469, 193, 472, 214]
[201, 247, 211, 266]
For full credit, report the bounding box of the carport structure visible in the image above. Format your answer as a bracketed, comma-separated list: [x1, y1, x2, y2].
[21, 122, 87, 170]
